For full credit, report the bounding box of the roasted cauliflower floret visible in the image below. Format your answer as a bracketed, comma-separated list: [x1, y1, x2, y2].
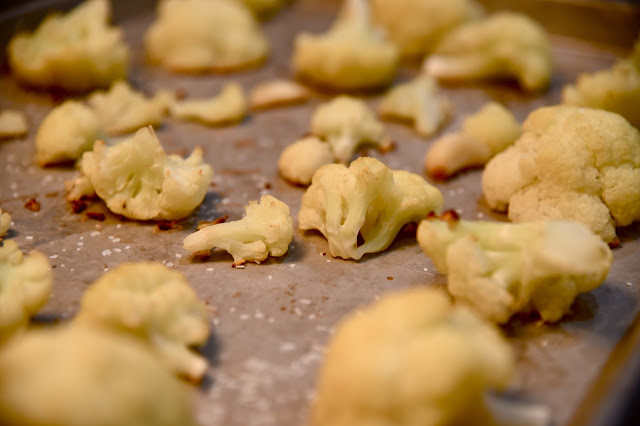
[562, 37, 640, 128]
[423, 12, 552, 92]
[144, 0, 269, 73]
[170, 83, 247, 125]
[0, 110, 28, 140]
[74, 263, 210, 380]
[378, 75, 451, 137]
[483, 105, 640, 244]
[0, 210, 10, 239]
[249, 79, 310, 110]
[292, 0, 399, 90]
[0, 240, 52, 344]
[278, 136, 333, 186]
[0, 325, 198, 426]
[370, 0, 483, 58]
[7, 0, 128, 91]
[425, 101, 521, 179]
[312, 287, 514, 426]
[35, 100, 102, 167]
[418, 211, 613, 323]
[66, 126, 213, 221]
[299, 156, 443, 260]
[236, 0, 288, 18]
[183, 195, 293, 265]
[311, 96, 390, 163]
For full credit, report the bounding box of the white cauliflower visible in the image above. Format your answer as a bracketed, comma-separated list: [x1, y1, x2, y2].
[183, 195, 293, 266]
[0, 210, 10, 239]
[7, 0, 129, 91]
[0, 240, 53, 344]
[74, 263, 210, 380]
[66, 126, 213, 221]
[299, 156, 444, 260]
[312, 287, 514, 426]
[311, 96, 391, 164]
[562, 36, 640, 128]
[0, 110, 28, 139]
[144, 0, 269, 73]
[292, 0, 399, 90]
[378, 75, 451, 137]
[483, 105, 640, 245]
[35, 100, 102, 167]
[370, 0, 483, 58]
[249, 79, 310, 110]
[0, 325, 197, 426]
[425, 101, 521, 179]
[417, 211, 613, 323]
[170, 83, 247, 125]
[278, 136, 334, 186]
[87, 80, 174, 135]
[423, 12, 552, 92]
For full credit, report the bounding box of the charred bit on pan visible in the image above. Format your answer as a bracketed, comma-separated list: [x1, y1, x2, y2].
[86, 211, 106, 221]
[197, 215, 229, 230]
[24, 197, 41, 212]
[156, 220, 180, 231]
[609, 237, 621, 249]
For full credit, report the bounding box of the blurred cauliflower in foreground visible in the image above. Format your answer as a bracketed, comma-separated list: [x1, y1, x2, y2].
[0, 325, 197, 426]
[7, 0, 129, 91]
[0, 210, 10, 239]
[299, 156, 443, 260]
[0, 110, 28, 140]
[482, 105, 640, 245]
[74, 263, 210, 381]
[170, 83, 247, 125]
[145, 0, 269, 73]
[183, 195, 293, 266]
[66, 126, 213, 221]
[418, 211, 612, 324]
[423, 12, 552, 92]
[312, 287, 514, 426]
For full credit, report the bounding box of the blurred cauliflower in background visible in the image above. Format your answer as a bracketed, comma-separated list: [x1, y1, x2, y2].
[236, 0, 289, 18]
[0, 210, 10, 239]
[170, 83, 247, 125]
[0, 110, 28, 140]
[7, 0, 129, 91]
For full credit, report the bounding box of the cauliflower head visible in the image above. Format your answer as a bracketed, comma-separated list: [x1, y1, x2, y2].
[370, 0, 483, 58]
[7, 0, 128, 91]
[378, 75, 451, 137]
[144, 0, 269, 73]
[482, 105, 640, 244]
[423, 12, 552, 92]
[299, 156, 444, 260]
[0, 110, 28, 140]
[0, 325, 197, 426]
[312, 287, 514, 426]
[183, 195, 293, 265]
[562, 37, 640, 129]
[417, 211, 613, 323]
[35, 100, 102, 167]
[278, 136, 334, 186]
[88, 80, 174, 135]
[74, 263, 210, 381]
[292, 0, 399, 90]
[170, 83, 247, 125]
[68, 126, 213, 221]
[311, 96, 390, 164]
[0, 240, 53, 344]
[0, 210, 10, 239]
[425, 101, 521, 179]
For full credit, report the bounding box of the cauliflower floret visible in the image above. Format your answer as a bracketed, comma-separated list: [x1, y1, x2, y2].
[35, 100, 102, 167]
[144, 0, 269, 73]
[0, 240, 52, 344]
[249, 79, 310, 110]
[236, 0, 288, 18]
[66, 126, 213, 221]
[425, 101, 521, 179]
[0, 325, 197, 426]
[170, 83, 247, 125]
[74, 263, 210, 380]
[183, 195, 293, 265]
[299, 156, 444, 260]
[311, 96, 391, 163]
[87, 80, 174, 135]
[370, 0, 483, 58]
[278, 136, 334, 186]
[292, 0, 399, 90]
[417, 211, 613, 323]
[312, 287, 514, 426]
[0, 210, 10, 239]
[0, 110, 28, 140]
[423, 12, 552, 92]
[562, 37, 640, 128]
[378, 75, 451, 137]
[483, 105, 640, 244]
[7, 0, 128, 91]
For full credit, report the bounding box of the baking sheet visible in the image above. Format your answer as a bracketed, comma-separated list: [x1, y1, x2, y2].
[1, 1, 640, 425]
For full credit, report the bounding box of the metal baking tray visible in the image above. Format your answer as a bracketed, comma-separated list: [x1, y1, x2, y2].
[0, 0, 639, 425]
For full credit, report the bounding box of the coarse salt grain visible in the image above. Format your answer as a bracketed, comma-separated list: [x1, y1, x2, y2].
[239, 314, 250, 320]
[308, 314, 316, 320]
[167, 262, 174, 267]
[116, 224, 122, 229]
[294, 307, 303, 316]
[325, 259, 331, 263]
[60, 264, 65, 268]
[25, 236, 33, 240]
[113, 248, 122, 253]
[62, 248, 66, 252]
[627, 282, 633, 286]
[175, 253, 182, 258]
[267, 275, 273, 280]
[125, 245, 131, 250]
[49, 255, 58, 259]
[112, 238, 120, 243]
[423, 267, 429, 272]
[77, 242, 83, 246]
[102, 249, 112, 256]
[90, 231, 100, 237]
[477, 212, 485, 219]
[300, 299, 311, 305]
[75, 248, 81, 252]
[289, 264, 296, 268]
[255, 311, 264, 319]
[108, 236, 114, 240]
[280, 343, 296, 352]
[207, 267, 214, 272]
